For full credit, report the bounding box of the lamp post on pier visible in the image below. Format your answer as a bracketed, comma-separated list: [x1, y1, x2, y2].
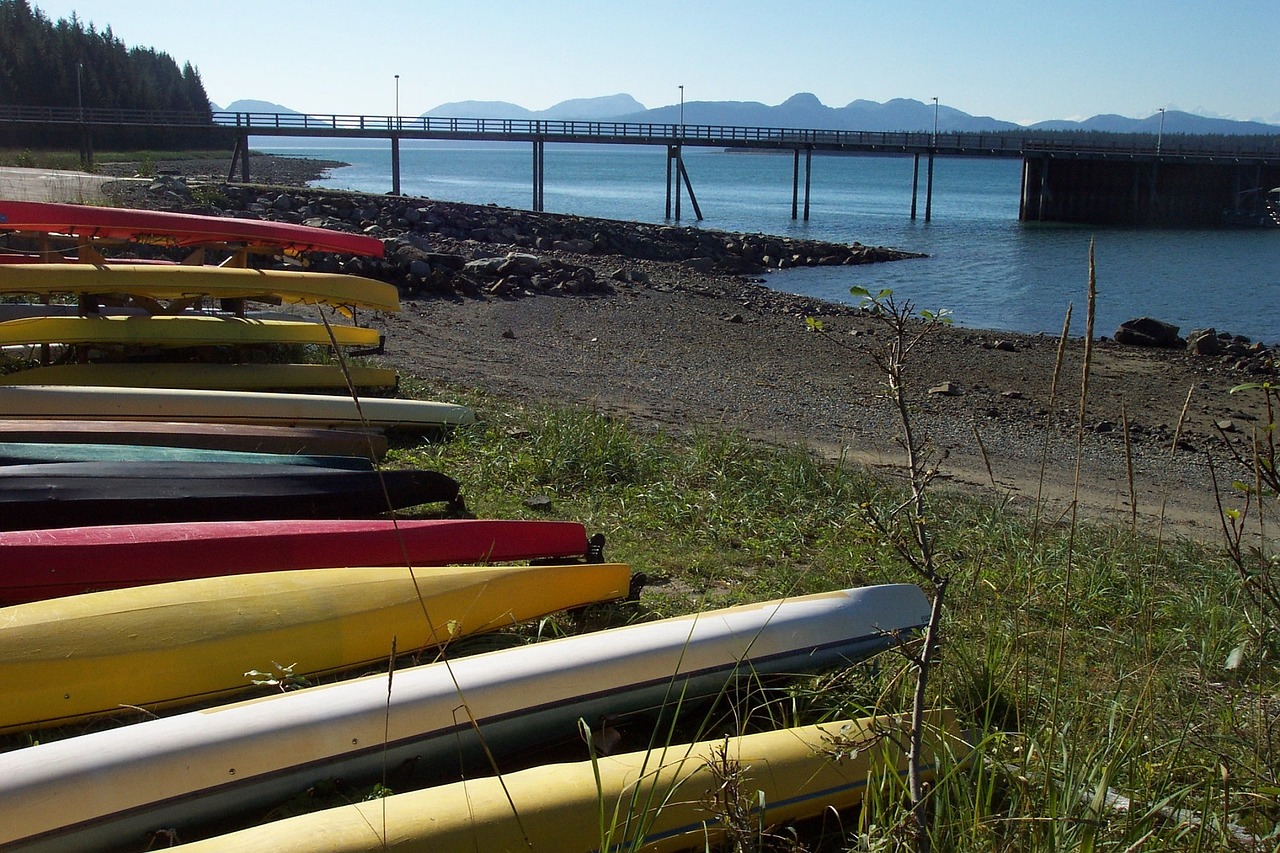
[931, 96, 939, 145]
[394, 74, 400, 125]
[678, 84, 684, 137]
[1157, 107, 1165, 155]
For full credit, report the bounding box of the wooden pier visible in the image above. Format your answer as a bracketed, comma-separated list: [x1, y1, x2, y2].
[3, 106, 1278, 227]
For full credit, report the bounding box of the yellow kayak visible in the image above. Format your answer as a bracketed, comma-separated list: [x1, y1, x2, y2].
[0, 562, 632, 733]
[0, 384, 475, 429]
[0, 262, 400, 312]
[171, 711, 961, 852]
[0, 314, 381, 348]
[0, 361, 399, 391]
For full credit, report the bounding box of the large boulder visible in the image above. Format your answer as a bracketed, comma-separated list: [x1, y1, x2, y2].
[1186, 328, 1224, 356]
[1114, 317, 1185, 348]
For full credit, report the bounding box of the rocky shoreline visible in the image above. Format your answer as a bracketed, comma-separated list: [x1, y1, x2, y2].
[97, 154, 1274, 537]
[106, 163, 921, 311]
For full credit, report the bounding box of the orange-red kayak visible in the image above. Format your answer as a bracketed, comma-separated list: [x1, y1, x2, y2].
[0, 200, 384, 257]
[0, 518, 592, 605]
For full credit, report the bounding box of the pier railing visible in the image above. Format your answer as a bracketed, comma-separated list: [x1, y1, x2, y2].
[2, 105, 1277, 163]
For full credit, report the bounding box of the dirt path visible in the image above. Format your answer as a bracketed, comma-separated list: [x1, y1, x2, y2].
[381, 280, 1261, 540]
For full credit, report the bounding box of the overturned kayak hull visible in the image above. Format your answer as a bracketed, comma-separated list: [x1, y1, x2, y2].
[0, 561, 633, 733]
[0, 200, 386, 258]
[0, 418, 388, 459]
[0, 461, 460, 531]
[0, 385, 475, 430]
[0, 584, 931, 852]
[171, 711, 960, 853]
[0, 314, 381, 348]
[0, 362, 399, 391]
[0, 518, 591, 605]
[0, 262, 398, 312]
[0, 441, 374, 469]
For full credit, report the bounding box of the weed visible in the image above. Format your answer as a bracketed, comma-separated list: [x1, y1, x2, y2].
[243, 661, 311, 693]
[374, 367, 1278, 850]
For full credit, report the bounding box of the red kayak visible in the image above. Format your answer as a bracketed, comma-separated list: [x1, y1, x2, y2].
[0, 200, 384, 257]
[0, 518, 592, 605]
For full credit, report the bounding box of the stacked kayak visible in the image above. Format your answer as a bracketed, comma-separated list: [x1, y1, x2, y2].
[0, 263, 399, 312]
[0, 199, 388, 258]
[0, 561, 634, 732]
[0, 263, 399, 314]
[0, 460, 462, 531]
[0, 201, 398, 393]
[0, 361, 400, 391]
[0, 385, 474, 430]
[0, 201, 955, 853]
[166, 711, 961, 853]
[0, 518, 592, 604]
[0, 205, 471, 540]
[0, 584, 933, 851]
[0, 417, 389, 459]
[0, 441, 378, 468]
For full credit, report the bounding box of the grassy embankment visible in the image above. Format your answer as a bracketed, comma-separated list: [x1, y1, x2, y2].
[386, 364, 1279, 850]
[0, 148, 230, 173]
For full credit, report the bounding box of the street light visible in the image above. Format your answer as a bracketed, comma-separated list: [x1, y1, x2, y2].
[394, 74, 400, 123]
[76, 62, 83, 119]
[1157, 107, 1166, 155]
[931, 96, 939, 145]
[678, 84, 684, 135]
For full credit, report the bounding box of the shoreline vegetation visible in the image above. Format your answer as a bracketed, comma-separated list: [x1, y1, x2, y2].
[9, 151, 1279, 849]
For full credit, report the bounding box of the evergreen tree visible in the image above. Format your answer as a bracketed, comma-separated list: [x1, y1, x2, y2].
[0, 0, 215, 148]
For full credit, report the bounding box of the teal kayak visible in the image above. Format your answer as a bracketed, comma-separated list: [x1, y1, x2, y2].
[0, 441, 373, 470]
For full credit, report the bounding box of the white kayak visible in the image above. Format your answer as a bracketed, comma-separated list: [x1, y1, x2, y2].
[0, 584, 930, 852]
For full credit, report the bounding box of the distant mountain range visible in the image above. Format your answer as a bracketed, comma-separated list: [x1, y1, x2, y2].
[215, 94, 1280, 136]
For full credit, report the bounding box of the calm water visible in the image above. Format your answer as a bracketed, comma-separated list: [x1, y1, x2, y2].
[265, 141, 1279, 343]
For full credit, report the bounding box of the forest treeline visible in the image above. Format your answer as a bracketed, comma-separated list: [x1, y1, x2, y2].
[0, 0, 219, 150]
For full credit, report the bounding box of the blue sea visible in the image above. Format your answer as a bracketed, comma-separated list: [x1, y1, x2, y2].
[264, 141, 1279, 343]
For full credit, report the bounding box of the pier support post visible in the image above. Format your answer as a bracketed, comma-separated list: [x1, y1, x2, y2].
[803, 146, 812, 221]
[667, 145, 701, 220]
[791, 149, 800, 219]
[675, 148, 702, 220]
[1038, 159, 1048, 221]
[1019, 159, 1028, 220]
[673, 145, 682, 220]
[228, 134, 250, 183]
[924, 148, 935, 222]
[531, 136, 545, 211]
[911, 153, 920, 219]
[665, 146, 674, 219]
[390, 135, 401, 195]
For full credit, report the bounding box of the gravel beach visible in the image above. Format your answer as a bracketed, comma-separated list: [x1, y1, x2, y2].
[97, 154, 1276, 539]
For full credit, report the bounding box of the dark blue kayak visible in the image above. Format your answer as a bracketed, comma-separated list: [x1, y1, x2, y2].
[0, 461, 461, 530]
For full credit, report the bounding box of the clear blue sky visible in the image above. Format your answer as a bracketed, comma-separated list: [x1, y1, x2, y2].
[29, 0, 1280, 125]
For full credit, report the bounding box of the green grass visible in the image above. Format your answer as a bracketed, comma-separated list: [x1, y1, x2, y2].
[0, 148, 232, 171]
[388, 383, 1279, 851]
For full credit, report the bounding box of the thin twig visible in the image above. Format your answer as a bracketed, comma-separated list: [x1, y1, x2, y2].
[972, 421, 997, 489]
[1122, 402, 1136, 531]
[1033, 304, 1074, 541]
[1054, 240, 1095, 716]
